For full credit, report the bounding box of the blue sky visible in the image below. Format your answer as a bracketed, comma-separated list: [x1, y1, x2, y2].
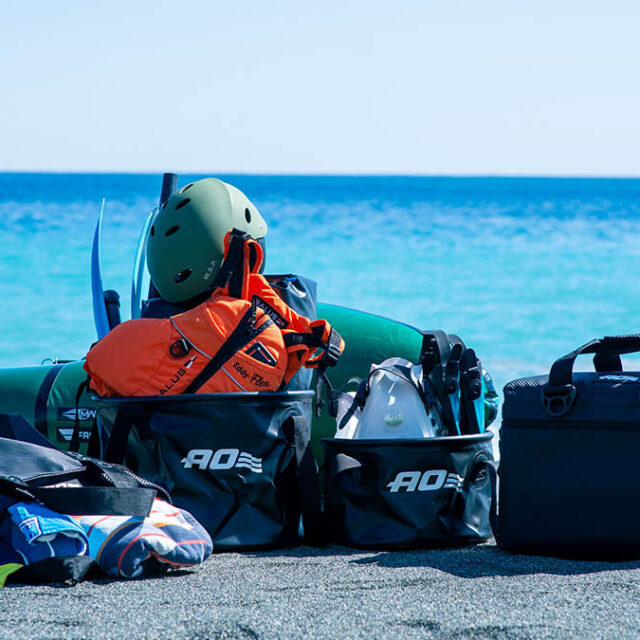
[1, 1, 638, 175]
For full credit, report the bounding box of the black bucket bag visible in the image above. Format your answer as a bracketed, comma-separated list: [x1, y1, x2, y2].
[322, 329, 496, 549]
[322, 434, 494, 548]
[94, 391, 323, 550]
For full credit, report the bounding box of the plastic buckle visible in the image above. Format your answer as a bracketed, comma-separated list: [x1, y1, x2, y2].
[542, 384, 576, 417]
[323, 337, 342, 368]
[169, 338, 191, 359]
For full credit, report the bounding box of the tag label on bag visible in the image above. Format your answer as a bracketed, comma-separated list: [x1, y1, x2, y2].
[181, 448, 263, 473]
[386, 469, 463, 493]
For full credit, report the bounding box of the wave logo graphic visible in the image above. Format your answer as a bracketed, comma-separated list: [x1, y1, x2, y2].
[235, 452, 263, 472]
[386, 470, 463, 493]
[181, 448, 263, 474]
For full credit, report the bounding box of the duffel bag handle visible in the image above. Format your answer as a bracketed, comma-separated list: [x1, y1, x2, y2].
[104, 404, 150, 464]
[286, 413, 325, 546]
[544, 334, 640, 417]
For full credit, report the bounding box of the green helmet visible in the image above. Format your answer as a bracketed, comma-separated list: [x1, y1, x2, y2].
[146, 178, 268, 303]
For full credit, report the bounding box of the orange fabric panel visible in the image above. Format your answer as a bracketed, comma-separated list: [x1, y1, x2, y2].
[85, 296, 287, 397]
[84, 231, 343, 398]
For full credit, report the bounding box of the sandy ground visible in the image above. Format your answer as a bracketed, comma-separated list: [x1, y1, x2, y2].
[2, 542, 640, 639]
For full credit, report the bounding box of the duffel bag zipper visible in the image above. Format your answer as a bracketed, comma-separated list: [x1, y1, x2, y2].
[68, 453, 173, 503]
[115, 466, 172, 503]
[21, 468, 88, 487]
[91, 461, 172, 504]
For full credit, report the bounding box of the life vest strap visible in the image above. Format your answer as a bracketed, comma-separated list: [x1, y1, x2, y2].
[182, 305, 273, 394]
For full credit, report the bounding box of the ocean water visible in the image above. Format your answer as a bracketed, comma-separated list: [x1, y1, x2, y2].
[0, 173, 639, 400]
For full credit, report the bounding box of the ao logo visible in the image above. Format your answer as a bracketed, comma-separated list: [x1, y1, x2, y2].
[386, 469, 463, 493]
[181, 448, 263, 473]
[598, 375, 640, 383]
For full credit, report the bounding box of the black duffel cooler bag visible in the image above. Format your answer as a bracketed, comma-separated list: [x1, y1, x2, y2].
[322, 433, 495, 548]
[94, 390, 322, 550]
[499, 335, 640, 558]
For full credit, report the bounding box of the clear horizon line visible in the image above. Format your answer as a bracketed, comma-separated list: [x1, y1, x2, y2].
[1, 168, 639, 180]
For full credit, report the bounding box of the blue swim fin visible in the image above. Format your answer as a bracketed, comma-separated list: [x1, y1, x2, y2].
[91, 199, 110, 340]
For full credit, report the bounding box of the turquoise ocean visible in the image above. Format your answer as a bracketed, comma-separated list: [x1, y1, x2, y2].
[1, 173, 639, 401]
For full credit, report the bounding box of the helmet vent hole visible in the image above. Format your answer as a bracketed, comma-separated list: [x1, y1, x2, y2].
[165, 225, 180, 237]
[245, 208, 252, 223]
[175, 198, 191, 210]
[180, 183, 194, 193]
[150, 225, 155, 237]
[174, 269, 192, 283]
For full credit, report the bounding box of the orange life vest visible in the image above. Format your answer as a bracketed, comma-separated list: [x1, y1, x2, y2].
[84, 229, 344, 398]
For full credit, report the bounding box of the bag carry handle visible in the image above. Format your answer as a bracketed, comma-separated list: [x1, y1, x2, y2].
[103, 404, 151, 464]
[544, 334, 640, 417]
[287, 414, 325, 546]
[0, 476, 156, 518]
[25, 486, 156, 517]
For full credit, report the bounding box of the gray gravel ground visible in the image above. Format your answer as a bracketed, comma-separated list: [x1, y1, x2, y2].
[3, 542, 640, 640]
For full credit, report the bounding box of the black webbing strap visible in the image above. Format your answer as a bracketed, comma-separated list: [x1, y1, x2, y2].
[182, 307, 273, 394]
[548, 334, 640, 388]
[444, 343, 463, 395]
[209, 229, 250, 299]
[0, 474, 156, 518]
[315, 370, 338, 418]
[283, 330, 326, 350]
[86, 418, 102, 459]
[486, 461, 499, 545]
[25, 486, 156, 517]
[593, 352, 624, 373]
[103, 405, 143, 465]
[309, 329, 344, 417]
[420, 330, 456, 434]
[285, 326, 342, 362]
[335, 377, 366, 433]
[419, 330, 451, 375]
[288, 414, 324, 546]
[440, 342, 463, 434]
[543, 335, 640, 417]
[34, 364, 64, 437]
[69, 379, 90, 453]
[459, 348, 483, 434]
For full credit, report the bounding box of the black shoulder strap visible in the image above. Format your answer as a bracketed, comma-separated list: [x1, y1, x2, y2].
[25, 486, 156, 517]
[419, 330, 451, 374]
[459, 348, 483, 434]
[69, 378, 90, 453]
[209, 228, 251, 298]
[182, 304, 273, 394]
[0, 475, 156, 517]
[287, 414, 324, 546]
[34, 364, 64, 437]
[103, 404, 146, 464]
